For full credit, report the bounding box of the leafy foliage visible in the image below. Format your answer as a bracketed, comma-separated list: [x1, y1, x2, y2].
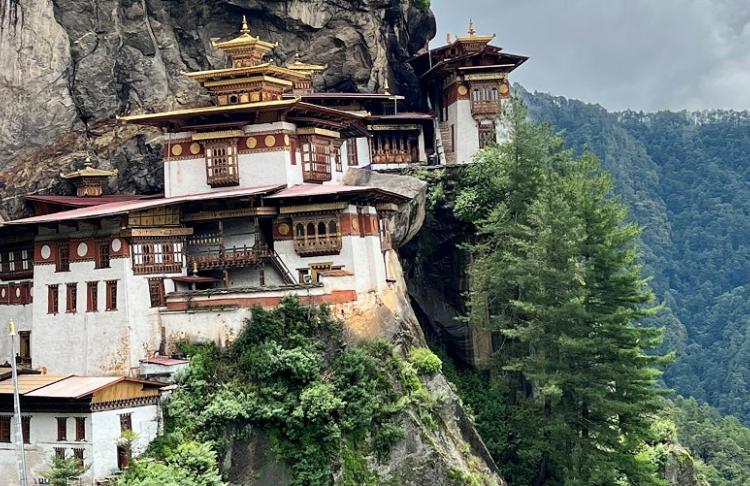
[143, 298, 423, 486]
[116, 441, 224, 486]
[42, 455, 87, 486]
[672, 396, 750, 485]
[453, 99, 670, 485]
[409, 347, 443, 375]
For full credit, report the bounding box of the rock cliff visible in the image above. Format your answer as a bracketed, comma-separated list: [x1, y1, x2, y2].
[0, 0, 435, 217]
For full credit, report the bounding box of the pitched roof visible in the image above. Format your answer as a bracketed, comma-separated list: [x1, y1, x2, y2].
[265, 184, 409, 203]
[7, 184, 285, 225]
[140, 356, 190, 367]
[23, 376, 166, 399]
[0, 375, 70, 394]
[24, 194, 159, 208]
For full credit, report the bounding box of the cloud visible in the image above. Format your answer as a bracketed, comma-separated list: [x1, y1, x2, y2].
[430, 0, 750, 111]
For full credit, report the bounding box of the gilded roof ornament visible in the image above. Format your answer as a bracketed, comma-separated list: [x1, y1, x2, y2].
[286, 52, 328, 74]
[60, 157, 118, 180]
[456, 19, 496, 44]
[241, 15, 250, 35]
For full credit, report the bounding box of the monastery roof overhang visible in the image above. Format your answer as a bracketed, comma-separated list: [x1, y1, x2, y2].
[283, 92, 406, 101]
[409, 45, 529, 80]
[182, 63, 309, 83]
[265, 184, 410, 205]
[6, 184, 285, 226]
[366, 112, 435, 123]
[118, 99, 369, 137]
[24, 194, 161, 209]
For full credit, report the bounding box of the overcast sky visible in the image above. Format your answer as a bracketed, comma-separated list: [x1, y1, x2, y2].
[431, 0, 750, 112]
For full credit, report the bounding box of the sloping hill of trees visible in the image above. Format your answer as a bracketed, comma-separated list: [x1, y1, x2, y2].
[520, 87, 750, 422]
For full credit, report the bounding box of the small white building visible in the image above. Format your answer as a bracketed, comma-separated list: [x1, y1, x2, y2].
[0, 374, 164, 486]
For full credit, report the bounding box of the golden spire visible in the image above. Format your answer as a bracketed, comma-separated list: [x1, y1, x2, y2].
[241, 15, 250, 35]
[468, 19, 477, 37]
[447, 32, 453, 44]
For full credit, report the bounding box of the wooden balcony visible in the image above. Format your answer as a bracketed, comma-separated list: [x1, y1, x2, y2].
[471, 100, 500, 117]
[303, 170, 331, 183]
[294, 236, 342, 257]
[0, 269, 33, 281]
[188, 244, 270, 271]
[371, 149, 419, 165]
[133, 262, 183, 275]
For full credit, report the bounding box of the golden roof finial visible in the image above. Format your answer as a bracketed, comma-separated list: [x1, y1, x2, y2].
[241, 15, 250, 35]
[468, 19, 477, 37]
[447, 32, 453, 44]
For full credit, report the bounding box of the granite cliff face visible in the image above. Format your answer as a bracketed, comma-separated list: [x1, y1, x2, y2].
[0, 0, 435, 217]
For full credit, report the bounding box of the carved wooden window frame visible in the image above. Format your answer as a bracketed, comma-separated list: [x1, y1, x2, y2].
[205, 139, 240, 187]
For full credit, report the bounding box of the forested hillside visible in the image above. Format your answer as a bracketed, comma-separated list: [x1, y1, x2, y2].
[520, 87, 750, 422]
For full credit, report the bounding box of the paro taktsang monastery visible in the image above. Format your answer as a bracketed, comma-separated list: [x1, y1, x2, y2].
[0, 19, 526, 377]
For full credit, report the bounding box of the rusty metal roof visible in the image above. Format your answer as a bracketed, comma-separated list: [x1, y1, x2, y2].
[266, 184, 409, 202]
[24, 194, 159, 208]
[140, 356, 190, 366]
[0, 375, 70, 395]
[24, 376, 166, 399]
[8, 184, 285, 226]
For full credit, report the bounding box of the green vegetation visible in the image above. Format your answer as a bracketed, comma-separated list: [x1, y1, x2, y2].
[42, 455, 87, 486]
[414, 0, 431, 11]
[118, 297, 450, 486]
[522, 88, 750, 424]
[409, 346, 443, 375]
[672, 396, 750, 485]
[116, 441, 224, 486]
[451, 99, 671, 485]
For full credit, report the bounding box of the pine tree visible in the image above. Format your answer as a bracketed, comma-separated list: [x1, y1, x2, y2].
[457, 100, 671, 485]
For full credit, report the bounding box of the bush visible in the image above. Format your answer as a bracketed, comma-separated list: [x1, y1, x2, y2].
[42, 455, 87, 486]
[139, 298, 415, 486]
[409, 347, 443, 375]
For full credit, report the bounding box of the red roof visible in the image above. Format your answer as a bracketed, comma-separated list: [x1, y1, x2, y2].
[8, 184, 285, 225]
[24, 376, 165, 399]
[25, 194, 160, 208]
[140, 356, 190, 366]
[266, 184, 409, 203]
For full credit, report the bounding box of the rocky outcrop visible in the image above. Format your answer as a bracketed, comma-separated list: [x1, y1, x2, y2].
[663, 445, 707, 486]
[0, 0, 436, 218]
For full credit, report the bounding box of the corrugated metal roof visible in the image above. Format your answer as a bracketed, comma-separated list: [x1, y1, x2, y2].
[140, 356, 190, 366]
[266, 184, 409, 202]
[25, 376, 121, 398]
[8, 184, 285, 225]
[24, 195, 159, 208]
[0, 375, 70, 395]
[24, 376, 166, 399]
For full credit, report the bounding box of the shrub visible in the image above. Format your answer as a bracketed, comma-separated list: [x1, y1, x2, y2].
[409, 347, 443, 375]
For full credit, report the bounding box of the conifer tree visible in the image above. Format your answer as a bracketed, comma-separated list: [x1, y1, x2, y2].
[456, 100, 671, 485]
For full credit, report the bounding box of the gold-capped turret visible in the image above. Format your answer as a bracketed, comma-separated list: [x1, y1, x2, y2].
[60, 157, 118, 197]
[286, 53, 328, 76]
[455, 19, 496, 48]
[211, 16, 276, 68]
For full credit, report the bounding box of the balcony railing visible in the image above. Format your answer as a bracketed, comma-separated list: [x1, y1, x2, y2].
[471, 100, 501, 117]
[294, 235, 342, 256]
[188, 244, 270, 271]
[133, 261, 183, 275]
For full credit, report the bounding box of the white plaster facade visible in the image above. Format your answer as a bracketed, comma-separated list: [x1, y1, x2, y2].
[0, 404, 159, 486]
